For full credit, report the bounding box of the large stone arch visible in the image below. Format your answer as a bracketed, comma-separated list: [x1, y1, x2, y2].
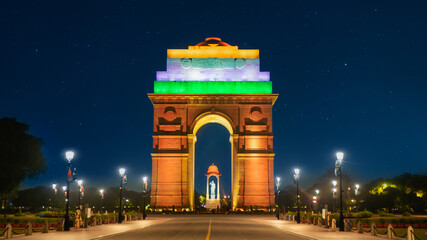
[148, 94, 277, 211]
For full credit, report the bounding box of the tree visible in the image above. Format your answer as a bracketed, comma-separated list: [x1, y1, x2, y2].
[0, 117, 47, 217]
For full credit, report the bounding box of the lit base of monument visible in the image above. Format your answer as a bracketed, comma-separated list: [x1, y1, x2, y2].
[206, 199, 220, 210]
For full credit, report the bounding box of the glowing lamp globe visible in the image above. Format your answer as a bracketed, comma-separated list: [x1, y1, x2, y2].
[336, 152, 344, 161]
[119, 168, 126, 176]
[332, 180, 337, 187]
[65, 151, 74, 162]
[100, 189, 104, 194]
[52, 184, 57, 190]
[77, 180, 83, 186]
[294, 168, 300, 175]
[143, 176, 148, 183]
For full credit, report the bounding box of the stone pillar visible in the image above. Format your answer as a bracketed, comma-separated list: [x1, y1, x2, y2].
[5, 223, 12, 239]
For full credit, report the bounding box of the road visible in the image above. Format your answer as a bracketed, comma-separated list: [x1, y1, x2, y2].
[96, 215, 311, 240]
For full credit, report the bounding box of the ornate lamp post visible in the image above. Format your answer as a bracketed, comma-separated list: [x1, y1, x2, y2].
[64, 151, 74, 231]
[118, 168, 126, 223]
[77, 179, 83, 209]
[51, 184, 57, 213]
[99, 189, 104, 214]
[335, 152, 344, 231]
[294, 168, 300, 224]
[142, 176, 148, 219]
[275, 177, 281, 219]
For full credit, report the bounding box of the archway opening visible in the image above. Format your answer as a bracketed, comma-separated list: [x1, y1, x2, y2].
[195, 123, 231, 211]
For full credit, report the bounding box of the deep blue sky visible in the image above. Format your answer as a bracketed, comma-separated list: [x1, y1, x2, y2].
[1, 1, 426, 194]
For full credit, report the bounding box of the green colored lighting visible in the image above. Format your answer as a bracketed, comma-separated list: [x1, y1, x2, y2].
[154, 81, 272, 94]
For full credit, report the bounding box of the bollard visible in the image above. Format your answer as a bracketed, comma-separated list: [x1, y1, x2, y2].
[344, 220, 352, 231]
[371, 223, 377, 236]
[5, 223, 12, 239]
[407, 226, 414, 240]
[25, 222, 32, 235]
[357, 221, 363, 234]
[42, 220, 49, 233]
[331, 219, 337, 231]
[387, 224, 394, 239]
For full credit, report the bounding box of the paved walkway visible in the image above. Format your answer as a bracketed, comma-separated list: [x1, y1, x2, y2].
[13, 218, 169, 240]
[256, 219, 386, 240]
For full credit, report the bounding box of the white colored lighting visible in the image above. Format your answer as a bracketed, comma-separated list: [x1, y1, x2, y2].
[65, 151, 74, 162]
[143, 176, 147, 183]
[315, 189, 319, 194]
[336, 152, 344, 161]
[52, 184, 57, 190]
[100, 189, 104, 194]
[294, 168, 300, 175]
[77, 180, 83, 186]
[355, 184, 360, 189]
[333, 188, 337, 193]
[119, 168, 126, 176]
[62, 186, 67, 191]
[332, 180, 337, 187]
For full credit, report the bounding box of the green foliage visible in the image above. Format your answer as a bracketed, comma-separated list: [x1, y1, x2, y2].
[0, 118, 47, 196]
[402, 211, 411, 216]
[379, 211, 394, 217]
[354, 210, 373, 218]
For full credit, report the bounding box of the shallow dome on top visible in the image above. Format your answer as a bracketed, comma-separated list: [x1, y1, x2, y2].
[206, 163, 220, 175]
[196, 37, 231, 46]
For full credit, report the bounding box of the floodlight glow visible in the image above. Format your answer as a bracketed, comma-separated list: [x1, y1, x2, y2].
[143, 176, 147, 183]
[315, 189, 319, 195]
[336, 152, 344, 161]
[332, 180, 337, 187]
[52, 184, 57, 190]
[333, 188, 337, 193]
[100, 189, 104, 194]
[355, 184, 360, 189]
[62, 186, 67, 191]
[119, 168, 126, 176]
[276, 177, 280, 183]
[77, 180, 83, 186]
[294, 168, 300, 175]
[65, 151, 74, 162]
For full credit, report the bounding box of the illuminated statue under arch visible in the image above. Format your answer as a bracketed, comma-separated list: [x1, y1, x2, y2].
[206, 163, 220, 210]
[149, 37, 278, 211]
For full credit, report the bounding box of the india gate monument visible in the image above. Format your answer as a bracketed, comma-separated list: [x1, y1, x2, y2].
[148, 37, 278, 211]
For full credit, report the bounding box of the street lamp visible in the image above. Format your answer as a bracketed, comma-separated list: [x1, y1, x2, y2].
[355, 184, 360, 195]
[77, 179, 83, 209]
[142, 176, 148, 219]
[118, 168, 126, 223]
[335, 151, 344, 231]
[294, 168, 301, 224]
[99, 189, 104, 214]
[64, 150, 74, 231]
[275, 177, 281, 219]
[52, 184, 57, 213]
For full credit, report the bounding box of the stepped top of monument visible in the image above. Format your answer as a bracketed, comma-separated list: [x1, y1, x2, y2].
[167, 37, 259, 59]
[195, 37, 231, 46]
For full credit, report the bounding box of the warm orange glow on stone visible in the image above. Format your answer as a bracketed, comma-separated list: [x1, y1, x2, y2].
[167, 45, 259, 59]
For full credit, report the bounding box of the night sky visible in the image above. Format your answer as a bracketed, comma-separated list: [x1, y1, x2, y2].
[1, 1, 426, 195]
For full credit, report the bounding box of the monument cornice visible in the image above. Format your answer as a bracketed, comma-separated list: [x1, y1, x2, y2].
[147, 93, 278, 105]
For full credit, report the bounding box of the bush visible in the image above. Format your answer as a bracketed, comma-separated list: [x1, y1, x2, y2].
[379, 211, 394, 217]
[402, 212, 411, 216]
[354, 210, 373, 218]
